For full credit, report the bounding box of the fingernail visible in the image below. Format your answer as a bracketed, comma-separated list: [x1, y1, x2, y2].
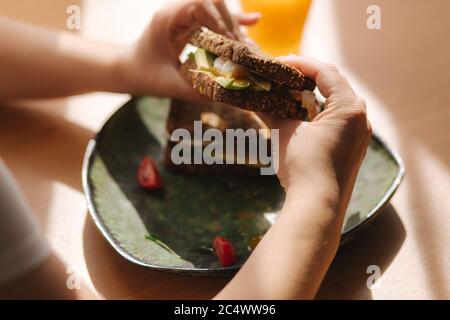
[246, 12, 262, 19]
[243, 37, 258, 47]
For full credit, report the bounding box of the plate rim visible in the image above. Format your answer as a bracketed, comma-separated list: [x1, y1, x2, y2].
[81, 97, 405, 273]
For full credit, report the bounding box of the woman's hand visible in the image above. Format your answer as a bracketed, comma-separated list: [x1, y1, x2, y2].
[0, 1, 258, 99]
[216, 57, 372, 299]
[119, 0, 260, 101]
[262, 56, 372, 220]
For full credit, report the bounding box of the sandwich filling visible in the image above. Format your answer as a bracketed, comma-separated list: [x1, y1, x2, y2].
[187, 48, 321, 120]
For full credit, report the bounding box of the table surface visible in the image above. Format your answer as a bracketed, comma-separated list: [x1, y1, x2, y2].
[1, 0, 449, 299]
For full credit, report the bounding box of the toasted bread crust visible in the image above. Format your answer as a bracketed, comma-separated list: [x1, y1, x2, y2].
[189, 29, 315, 91]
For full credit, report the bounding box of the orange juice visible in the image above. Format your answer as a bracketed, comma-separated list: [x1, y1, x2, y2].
[241, 0, 312, 56]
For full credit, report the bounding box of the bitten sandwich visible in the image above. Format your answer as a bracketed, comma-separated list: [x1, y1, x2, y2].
[181, 28, 321, 120]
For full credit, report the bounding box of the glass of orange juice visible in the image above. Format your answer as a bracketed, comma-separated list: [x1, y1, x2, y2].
[240, 0, 312, 56]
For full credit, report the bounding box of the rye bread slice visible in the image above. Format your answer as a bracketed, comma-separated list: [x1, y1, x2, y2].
[189, 28, 315, 91]
[180, 60, 308, 120]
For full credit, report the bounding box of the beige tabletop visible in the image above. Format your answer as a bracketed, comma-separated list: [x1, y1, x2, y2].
[1, 0, 449, 299]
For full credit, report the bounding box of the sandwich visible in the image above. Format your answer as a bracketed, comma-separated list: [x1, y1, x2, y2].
[180, 28, 321, 120]
[165, 99, 271, 175]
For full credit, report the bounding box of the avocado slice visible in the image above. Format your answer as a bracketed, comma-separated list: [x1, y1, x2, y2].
[215, 77, 251, 90]
[230, 79, 251, 90]
[187, 51, 196, 63]
[215, 76, 235, 88]
[194, 48, 216, 71]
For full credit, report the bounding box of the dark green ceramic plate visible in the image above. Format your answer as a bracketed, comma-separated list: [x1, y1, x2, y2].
[82, 96, 404, 275]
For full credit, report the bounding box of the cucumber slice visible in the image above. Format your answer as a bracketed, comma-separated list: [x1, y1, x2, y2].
[194, 48, 215, 70]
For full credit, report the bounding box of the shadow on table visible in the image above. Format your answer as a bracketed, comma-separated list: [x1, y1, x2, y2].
[82, 214, 229, 299]
[317, 204, 405, 299]
[0, 253, 95, 299]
